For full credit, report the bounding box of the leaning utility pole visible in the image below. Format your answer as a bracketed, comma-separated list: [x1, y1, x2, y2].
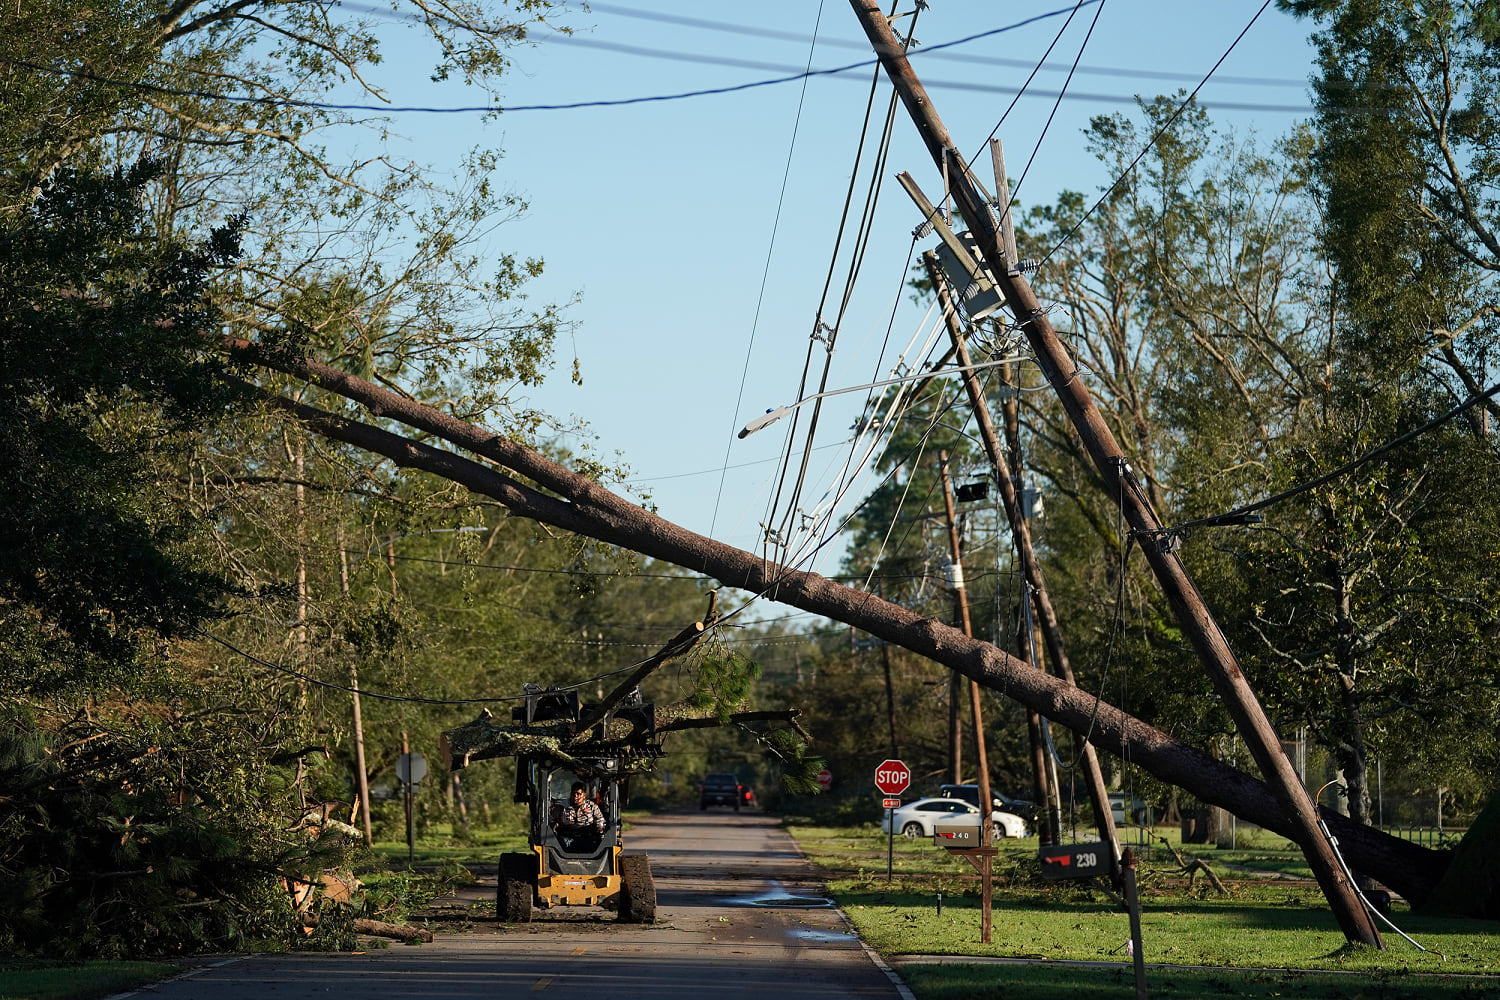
[923, 249, 1119, 857]
[850, 0, 1381, 947]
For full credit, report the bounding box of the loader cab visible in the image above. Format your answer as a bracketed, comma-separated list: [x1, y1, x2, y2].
[524, 760, 621, 876]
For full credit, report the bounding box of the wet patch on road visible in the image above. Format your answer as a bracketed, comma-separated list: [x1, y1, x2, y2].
[735, 892, 835, 908]
[785, 928, 856, 943]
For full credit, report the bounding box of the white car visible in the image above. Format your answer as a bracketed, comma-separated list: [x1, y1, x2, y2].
[880, 796, 1029, 839]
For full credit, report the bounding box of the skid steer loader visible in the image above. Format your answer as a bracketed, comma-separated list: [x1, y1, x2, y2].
[496, 687, 657, 923]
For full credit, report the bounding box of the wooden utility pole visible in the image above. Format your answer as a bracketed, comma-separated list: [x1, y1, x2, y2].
[1024, 686, 1057, 844]
[938, 451, 994, 944]
[880, 639, 899, 758]
[923, 249, 1119, 857]
[999, 358, 1061, 840]
[947, 672, 963, 785]
[851, 0, 1381, 947]
[873, 583, 900, 758]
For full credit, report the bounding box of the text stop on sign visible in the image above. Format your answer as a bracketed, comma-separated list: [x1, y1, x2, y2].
[874, 759, 910, 795]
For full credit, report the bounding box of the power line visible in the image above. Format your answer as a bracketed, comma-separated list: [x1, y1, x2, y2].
[713, 0, 828, 543]
[0, 46, 1324, 121]
[969, 0, 1093, 169]
[630, 440, 847, 484]
[18, 4, 1253, 121]
[1166, 380, 1500, 534]
[575, 2, 1311, 89]
[725, 371, 984, 627]
[1008, 0, 1108, 211]
[1040, 0, 1277, 265]
[763, 8, 912, 563]
[197, 628, 521, 705]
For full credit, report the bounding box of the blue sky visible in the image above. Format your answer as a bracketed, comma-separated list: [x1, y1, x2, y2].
[367, 1, 1323, 586]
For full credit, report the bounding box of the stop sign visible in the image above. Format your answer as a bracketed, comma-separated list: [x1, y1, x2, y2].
[874, 759, 910, 795]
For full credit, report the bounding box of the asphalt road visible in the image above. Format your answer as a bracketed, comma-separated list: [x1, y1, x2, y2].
[126, 811, 910, 1000]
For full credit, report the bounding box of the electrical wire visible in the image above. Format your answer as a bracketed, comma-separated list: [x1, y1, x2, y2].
[711, 401, 948, 628]
[1040, 0, 1277, 266]
[779, 286, 964, 577]
[577, 1, 1310, 90]
[1007, 0, 1108, 211]
[713, 0, 827, 544]
[1163, 380, 1500, 534]
[762, 7, 906, 562]
[825, 357, 1002, 569]
[968, 0, 1092, 173]
[780, 238, 926, 568]
[631, 440, 848, 484]
[752, 376, 981, 617]
[0, 7, 1105, 119]
[775, 7, 1023, 569]
[1313, 781, 1440, 955]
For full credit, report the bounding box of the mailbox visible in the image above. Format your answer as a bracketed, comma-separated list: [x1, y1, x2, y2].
[1038, 842, 1116, 880]
[932, 821, 981, 846]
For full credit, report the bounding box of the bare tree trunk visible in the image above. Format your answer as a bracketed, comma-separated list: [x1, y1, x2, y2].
[1339, 678, 1374, 827]
[290, 433, 309, 712]
[338, 530, 374, 847]
[452, 771, 470, 836]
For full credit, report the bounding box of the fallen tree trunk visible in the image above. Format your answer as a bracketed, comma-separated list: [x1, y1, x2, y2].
[239, 350, 1451, 907]
[354, 919, 434, 943]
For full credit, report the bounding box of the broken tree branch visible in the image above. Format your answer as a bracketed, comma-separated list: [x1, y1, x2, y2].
[576, 592, 719, 733]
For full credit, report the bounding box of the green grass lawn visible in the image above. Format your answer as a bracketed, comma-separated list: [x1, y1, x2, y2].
[788, 823, 1500, 999]
[368, 821, 527, 867]
[896, 963, 1500, 999]
[0, 961, 178, 1000]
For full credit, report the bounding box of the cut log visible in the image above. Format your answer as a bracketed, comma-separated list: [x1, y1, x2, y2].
[354, 918, 434, 943]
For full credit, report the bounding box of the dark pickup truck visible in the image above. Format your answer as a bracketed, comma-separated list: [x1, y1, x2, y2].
[699, 772, 743, 811]
[941, 782, 1038, 822]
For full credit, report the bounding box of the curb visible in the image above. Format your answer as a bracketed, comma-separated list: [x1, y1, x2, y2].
[103, 956, 243, 1000]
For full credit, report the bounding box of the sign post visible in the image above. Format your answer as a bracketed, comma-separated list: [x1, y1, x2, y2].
[874, 760, 911, 881]
[1121, 849, 1147, 1000]
[396, 739, 427, 868]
